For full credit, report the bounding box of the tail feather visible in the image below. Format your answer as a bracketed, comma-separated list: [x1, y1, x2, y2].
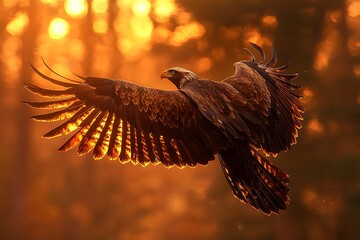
[219, 145, 289, 214]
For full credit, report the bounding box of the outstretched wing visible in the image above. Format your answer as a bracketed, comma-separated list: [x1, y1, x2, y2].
[225, 43, 304, 155]
[23, 63, 217, 168]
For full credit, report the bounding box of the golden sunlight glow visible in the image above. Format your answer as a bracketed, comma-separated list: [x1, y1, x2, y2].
[4, 0, 16, 8]
[313, 11, 342, 72]
[176, 12, 192, 25]
[132, 0, 151, 17]
[314, 50, 328, 71]
[118, 39, 132, 54]
[68, 38, 85, 60]
[40, 0, 58, 6]
[348, 0, 360, 17]
[92, 0, 108, 14]
[48, 18, 70, 40]
[169, 23, 205, 47]
[65, 0, 88, 18]
[1, 37, 22, 85]
[244, 26, 262, 44]
[112, 0, 204, 57]
[262, 15, 278, 28]
[93, 19, 108, 34]
[154, 0, 176, 22]
[116, 0, 132, 8]
[153, 27, 170, 42]
[130, 16, 154, 39]
[6, 12, 29, 36]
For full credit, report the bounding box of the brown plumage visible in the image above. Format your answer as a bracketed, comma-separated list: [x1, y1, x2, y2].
[23, 43, 303, 214]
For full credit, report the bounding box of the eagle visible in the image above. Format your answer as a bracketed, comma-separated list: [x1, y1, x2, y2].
[23, 43, 303, 215]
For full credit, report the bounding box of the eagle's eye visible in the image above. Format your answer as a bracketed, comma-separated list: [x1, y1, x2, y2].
[169, 70, 176, 75]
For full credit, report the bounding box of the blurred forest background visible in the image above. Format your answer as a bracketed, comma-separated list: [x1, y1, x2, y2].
[1, 0, 359, 239]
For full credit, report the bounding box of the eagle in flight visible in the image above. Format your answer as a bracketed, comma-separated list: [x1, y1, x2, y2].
[24, 43, 303, 215]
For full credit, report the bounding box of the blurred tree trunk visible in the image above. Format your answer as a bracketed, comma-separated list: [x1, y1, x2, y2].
[11, 1, 39, 239]
[63, 1, 97, 239]
[108, 0, 120, 76]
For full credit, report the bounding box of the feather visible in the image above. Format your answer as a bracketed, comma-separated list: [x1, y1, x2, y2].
[42, 106, 94, 138]
[107, 117, 122, 160]
[77, 111, 107, 156]
[153, 135, 168, 166]
[30, 64, 78, 88]
[266, 47, 277, 67]
[93, 113, 114, 160]
[23, 82, 74, 98]
[144, 133, 156, 163]
[23, 97, 78, 109]
[243, 47, 256, 62]
[136, 129, 146, 166]
[119, 120, 130, 162]
[31, 102, 83, 122]
[249, 42, 265, 63]
[41, 58, 83, 84]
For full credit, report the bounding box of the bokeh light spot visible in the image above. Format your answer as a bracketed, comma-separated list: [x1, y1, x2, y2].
[93, 19, 108, 34]
[130, 16, 153, 39]
[301, 87, 315, 105]
[196, 57, 212, 73]
[154, 0, 176, 22]
[302, 87, 315, 98]
[40, 0, 59, 6]
[65, 0, 88, 18]
[132, 0, 151, 17]
[308, 118, 324, 135]
[170, 23, 205, 47]
[262, 15, 278, 28]
[244, 26, 261, 44]
[302, 189, 319, 209]
[353, 63, 360, 77]
[117, 39, 132, 54]
[6, 12, 29, 36]
[348, 0, 360, 17]
[48, 18, 70, 40]
[92, 0, 108, 14]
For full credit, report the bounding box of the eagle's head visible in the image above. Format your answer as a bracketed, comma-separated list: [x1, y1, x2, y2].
[161, 67, 198, 89]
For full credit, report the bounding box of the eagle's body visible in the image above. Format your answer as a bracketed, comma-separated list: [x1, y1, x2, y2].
[24, 44, 303, 214]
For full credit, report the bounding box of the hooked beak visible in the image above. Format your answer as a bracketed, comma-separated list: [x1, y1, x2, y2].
[161, 70, 171, 80]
